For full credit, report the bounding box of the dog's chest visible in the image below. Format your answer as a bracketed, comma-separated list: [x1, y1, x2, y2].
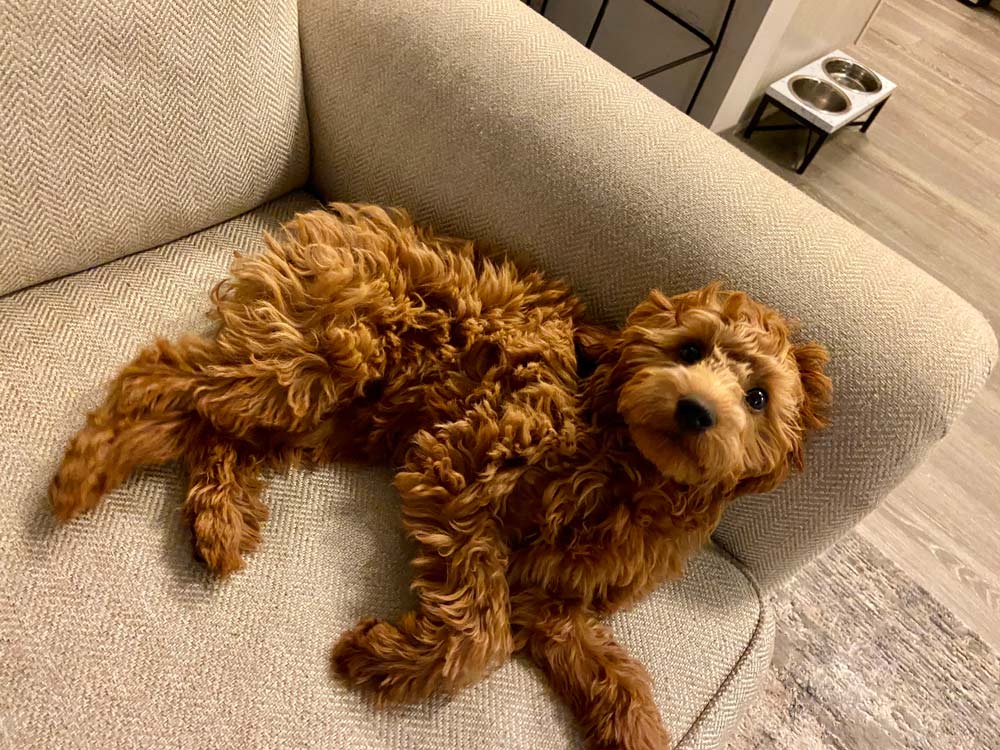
[502, 466, 695, 605]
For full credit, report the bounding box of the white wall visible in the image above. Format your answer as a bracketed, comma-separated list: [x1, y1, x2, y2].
[759, 0, 883, 88]
[686, 0, 791, 125]
[709, 0, 801, 131]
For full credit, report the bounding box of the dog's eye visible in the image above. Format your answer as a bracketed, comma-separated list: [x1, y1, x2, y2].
[745, 388, 768, 411]
[678, 343, 703, 364]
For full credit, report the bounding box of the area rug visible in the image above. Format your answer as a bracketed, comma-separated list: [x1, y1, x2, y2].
[729, 532, 999, 749]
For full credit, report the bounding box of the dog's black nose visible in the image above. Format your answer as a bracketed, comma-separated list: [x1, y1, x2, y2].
[675, 397, 715, 433]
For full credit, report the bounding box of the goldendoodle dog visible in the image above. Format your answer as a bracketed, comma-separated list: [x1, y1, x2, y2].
[50, 204, 830, 750]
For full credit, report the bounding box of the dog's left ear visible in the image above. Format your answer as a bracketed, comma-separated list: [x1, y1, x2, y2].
[794, 341, 832, 432]
[786, 341, 831, 471]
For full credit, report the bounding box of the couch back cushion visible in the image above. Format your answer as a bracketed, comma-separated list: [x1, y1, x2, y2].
[0, 0, 309, 295]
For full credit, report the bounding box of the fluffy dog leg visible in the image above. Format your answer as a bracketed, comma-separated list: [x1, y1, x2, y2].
[49, 338, 211, 521]
[183, 440, 269, 577]
[49, 408, 192, 522]
[332, 414, 515, 704]
[520, 604, 670, 750]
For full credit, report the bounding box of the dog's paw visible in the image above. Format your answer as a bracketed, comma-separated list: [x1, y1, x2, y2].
[48, 473, 104, 523]
[331, 619, 432, 705]
[588, 701, 671, 750]
[619, 718, 671, 750]
[191, 505, 243, 578]
[185, 482, 268, 578]
[192, 542, 245, 578]
[331, 619, 395, 697]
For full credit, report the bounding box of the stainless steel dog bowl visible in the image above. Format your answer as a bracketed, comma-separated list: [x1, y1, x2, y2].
[789, 76, 850, 114]
[823, 57, 882, 93]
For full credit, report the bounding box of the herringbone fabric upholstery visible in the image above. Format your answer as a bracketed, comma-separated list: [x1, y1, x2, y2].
[300, 0, 998, 588]
[3, 1, 996, 748]
[0, 193, 771, 750]
[0, 0, 309, 296]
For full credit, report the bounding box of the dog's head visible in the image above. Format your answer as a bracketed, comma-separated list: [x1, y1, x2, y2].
[588, 285, 831, 495]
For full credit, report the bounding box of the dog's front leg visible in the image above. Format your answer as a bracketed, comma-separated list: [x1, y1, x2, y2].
[519, 602, 670, 750]
[182, 437, 269, 577]
[332, 412, 515, 704]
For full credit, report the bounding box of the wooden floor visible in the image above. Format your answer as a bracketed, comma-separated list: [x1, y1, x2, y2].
[728, 0, 1000, 650]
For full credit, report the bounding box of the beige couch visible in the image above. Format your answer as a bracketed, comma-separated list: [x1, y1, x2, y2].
[1, 1, 995, 748]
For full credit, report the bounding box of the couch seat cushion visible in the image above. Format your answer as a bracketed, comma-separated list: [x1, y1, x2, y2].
[0, 192, 772, 750]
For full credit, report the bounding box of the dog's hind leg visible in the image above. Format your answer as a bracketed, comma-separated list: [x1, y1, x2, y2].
[49, 405, 194, 522]
[49, 338, 210, 522]
[182, 438, 269, 577]
[517, 603, 670, 750]
[50, 313, 379, 525]
[331, 407, 518, 704]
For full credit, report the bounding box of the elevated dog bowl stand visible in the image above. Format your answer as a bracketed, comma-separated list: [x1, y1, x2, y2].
[743, 49, 896, 174]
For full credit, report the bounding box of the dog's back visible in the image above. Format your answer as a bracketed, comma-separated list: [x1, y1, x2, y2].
[211, 204, 588, 461]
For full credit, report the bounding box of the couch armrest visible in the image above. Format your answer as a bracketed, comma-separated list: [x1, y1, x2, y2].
[298, 0, 998, 588]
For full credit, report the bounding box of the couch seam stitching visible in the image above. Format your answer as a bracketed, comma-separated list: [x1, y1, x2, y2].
[674, 551, 768, 749]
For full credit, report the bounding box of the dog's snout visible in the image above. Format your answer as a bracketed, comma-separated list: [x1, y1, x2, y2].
[675, 396, 715, 433]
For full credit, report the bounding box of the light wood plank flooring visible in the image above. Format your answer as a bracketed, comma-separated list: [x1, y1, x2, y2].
[728, 0, 1000, 650]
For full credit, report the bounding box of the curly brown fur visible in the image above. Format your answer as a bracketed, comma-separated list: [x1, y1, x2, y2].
[50, 204, 831, 749]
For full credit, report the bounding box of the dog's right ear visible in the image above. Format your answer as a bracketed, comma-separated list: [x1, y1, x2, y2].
[575, 323, 620, 361]
[575, 323, 621, 379]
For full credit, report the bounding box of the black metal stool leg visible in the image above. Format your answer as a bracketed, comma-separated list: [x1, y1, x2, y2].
[743, 96, 770, 139]
[798, 131, 828, 174]
[585, 0, 610, 48]
[860, 99, 888, 133]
